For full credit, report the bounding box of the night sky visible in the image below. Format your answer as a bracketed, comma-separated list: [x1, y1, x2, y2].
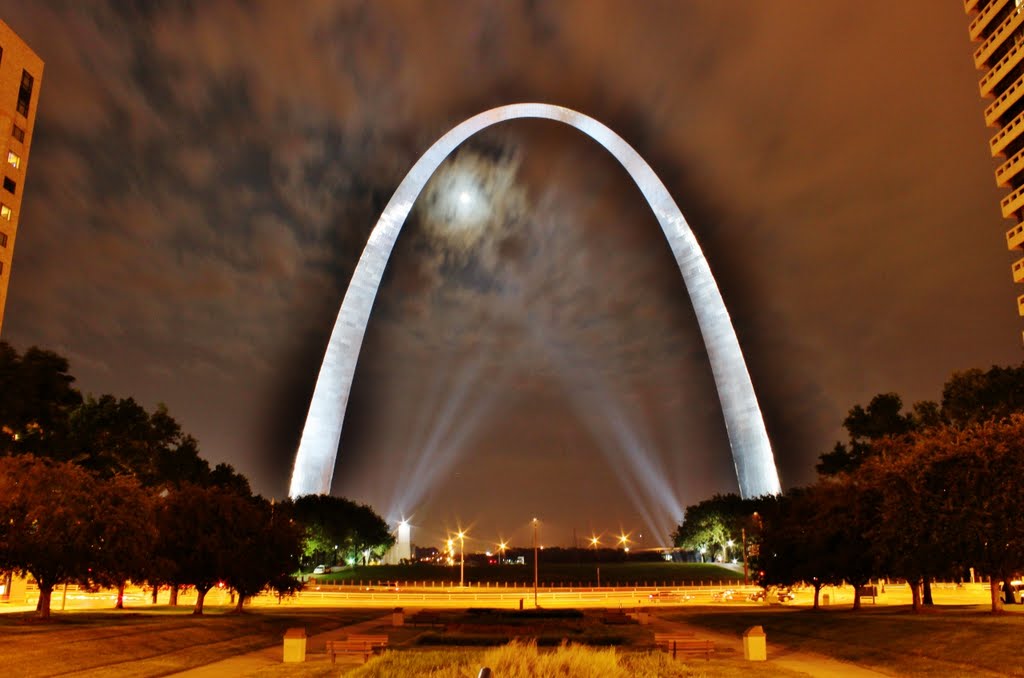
[2, 1, 1019, 549]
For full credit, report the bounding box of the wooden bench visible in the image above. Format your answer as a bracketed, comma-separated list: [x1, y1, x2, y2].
[654, 633, 713, 661]
[325, 634, 389, 663]
[602, 611, 631, 625]
[409, 611, 442, 627]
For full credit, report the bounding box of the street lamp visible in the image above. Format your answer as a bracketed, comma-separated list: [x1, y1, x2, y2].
[457, 530, 466, 587]
[497, 541, 507, 564]
[532, 518, 539, 608]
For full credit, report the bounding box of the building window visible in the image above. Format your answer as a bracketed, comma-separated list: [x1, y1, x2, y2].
[0, 205, 10, 221]
[2, 178, 15, 195]
[6, 152, 19, 170]
[0, 233, 8, 248]
[16, 70, 34, 117]
[11, 125, 24, 143]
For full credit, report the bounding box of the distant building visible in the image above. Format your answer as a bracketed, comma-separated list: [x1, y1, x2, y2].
[0, 19, 43, 335]
[965, 1, 1024, 341]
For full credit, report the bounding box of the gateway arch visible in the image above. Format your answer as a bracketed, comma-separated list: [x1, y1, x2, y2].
[288, 103, 782, 500]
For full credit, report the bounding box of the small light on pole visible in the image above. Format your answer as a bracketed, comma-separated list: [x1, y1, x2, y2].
[532, 518, 539, 608]
[457, 530, 466, 587]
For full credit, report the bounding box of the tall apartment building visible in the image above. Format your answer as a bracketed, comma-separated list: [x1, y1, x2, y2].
[0, 20, 41, 336]
[966, 1, 1024, 341]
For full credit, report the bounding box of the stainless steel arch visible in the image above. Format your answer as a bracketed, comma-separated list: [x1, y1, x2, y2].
[288, 103, 781, 499]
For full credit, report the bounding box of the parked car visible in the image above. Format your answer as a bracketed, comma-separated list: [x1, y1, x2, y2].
[648, 591, 693, 603]
[1003, 580, 1024, 604]
[312, 565, 326, 575]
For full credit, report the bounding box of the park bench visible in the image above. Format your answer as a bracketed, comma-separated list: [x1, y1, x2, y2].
[602, 610, 631, 625]
[409, 610, 442, 627]
[325, 634, 389, 663]
[654, 633, 713, 661]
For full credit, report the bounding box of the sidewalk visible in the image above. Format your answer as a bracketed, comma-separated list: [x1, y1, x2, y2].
[169, 611, 393, 677]
[647, 615, 893, 678]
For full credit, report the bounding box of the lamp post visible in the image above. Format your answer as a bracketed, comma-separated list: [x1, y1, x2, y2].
[532, 518, 539, 608]
[457, 530, 466, 587]
[742, 527, 748, 585]
[498, 541, 507, 565]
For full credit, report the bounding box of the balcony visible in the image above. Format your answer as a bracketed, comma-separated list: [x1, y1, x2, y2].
[1014, 257, 1024, 283]
[985, 72, 1024, 125]
[966, 0, 980, 11]
[981, 40, 1024, 97]
[970, 0, 1010, 41]
[1007, 222, 1024, 249]
[996, 148, 1024, 186]
[990, 108, 1024, 155]
[1018, 293, 1024, 316]
[974, 6, 1024, 68]
[1004, 185, 1024, 218]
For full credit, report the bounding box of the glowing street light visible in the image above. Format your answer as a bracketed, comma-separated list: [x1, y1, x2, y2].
[497, 540, 507, 564]
[590, 535, 600, 549]
[455, 530, 467, 587]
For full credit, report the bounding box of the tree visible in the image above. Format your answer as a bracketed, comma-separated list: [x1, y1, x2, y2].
[816, 393, 920, 476]
[865, 417, 1024, 613]
[942, 363, 1024, 425]
[291, 495, 394, 568]
[0, 455, 151, 619]
[0, 343, 81, 458]
[221, 498, 303, 612]
[87, 475, 157, 609]
[758, 487, 847, 610]
[672, 494, 766, 563]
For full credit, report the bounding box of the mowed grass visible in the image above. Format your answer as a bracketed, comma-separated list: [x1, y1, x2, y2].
[1, 606, 381, 678]
[311, 562, 740, 586]
[672, 606, 1024, 678]
[343, 640, 805, 678]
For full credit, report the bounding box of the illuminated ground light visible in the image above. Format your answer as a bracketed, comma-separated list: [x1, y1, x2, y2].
[288, 103, 781, 500]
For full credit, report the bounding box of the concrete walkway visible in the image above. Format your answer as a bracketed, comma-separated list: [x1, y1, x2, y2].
[647, 615, 893, 678]
[169, 611, 393, 677]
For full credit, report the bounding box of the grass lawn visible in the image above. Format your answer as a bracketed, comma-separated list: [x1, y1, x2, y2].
[342, 640, 807, 677]
[671, 605, 1024, 677]
[1, 606, 381, 678]
[309, 562, 740, 586]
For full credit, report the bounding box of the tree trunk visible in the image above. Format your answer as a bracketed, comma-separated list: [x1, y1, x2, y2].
[923, 578, 934, 606]
[813, 583, 822, 610]
[169, 584, 178, 606]
[991, 579, 1005, 614]
[151, 585, 159, 604]
[232, 593, 246, 613]
[37, 582, 53, 620]
[910, 580, 922, 613]
[193, 587, 209, 615]
[115, 581, 125, 609]
[853, 586, 861, 611]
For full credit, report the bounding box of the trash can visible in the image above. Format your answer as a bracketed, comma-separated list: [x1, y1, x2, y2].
[392, 607, 405, 626]
[742, 625, 767, 661]
[282, 627, 306, 663]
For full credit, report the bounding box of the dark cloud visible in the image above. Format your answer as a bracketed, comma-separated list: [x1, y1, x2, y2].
[0, 1, 1016, 546]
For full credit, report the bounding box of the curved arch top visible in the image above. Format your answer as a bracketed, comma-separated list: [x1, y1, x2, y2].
[288, 103, 781, 500]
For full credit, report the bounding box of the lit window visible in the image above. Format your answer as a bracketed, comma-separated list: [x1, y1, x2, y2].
[6, 152, 19, 169]
[0, 205, 9, 221]
[2, 177, 14, 195]
[10, 125, 23, 143]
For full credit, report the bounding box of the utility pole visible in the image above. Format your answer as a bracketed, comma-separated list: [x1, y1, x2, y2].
[533, 518, 539, 608]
